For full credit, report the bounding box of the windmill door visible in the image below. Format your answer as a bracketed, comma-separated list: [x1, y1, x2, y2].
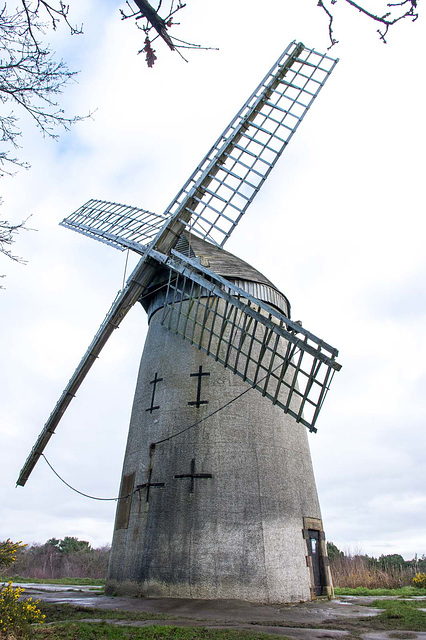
[307, 530, 323, 596]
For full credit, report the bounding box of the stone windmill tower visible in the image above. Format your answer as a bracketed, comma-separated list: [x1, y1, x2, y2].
[18, 41, 341, 603]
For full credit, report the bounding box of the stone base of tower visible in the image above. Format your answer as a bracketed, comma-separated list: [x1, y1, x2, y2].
[106, 516, 332, 603]
[106, 306, 333, 604]
[107, 517, 330, 603]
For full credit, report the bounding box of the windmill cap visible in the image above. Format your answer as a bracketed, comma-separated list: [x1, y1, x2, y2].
[142, 234, 291, 320]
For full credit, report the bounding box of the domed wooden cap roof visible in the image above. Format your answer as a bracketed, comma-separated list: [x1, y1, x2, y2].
[184, 234, 276, 289]
[142, 234, 291, 319]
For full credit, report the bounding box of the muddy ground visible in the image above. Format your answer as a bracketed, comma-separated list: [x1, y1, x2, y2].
[13, 582, 426, 640]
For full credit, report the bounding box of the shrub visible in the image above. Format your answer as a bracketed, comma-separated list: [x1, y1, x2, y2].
[0, 541, 27, 570]
[0, 582, 45, 639]
[7, 541, 110, 580]
[413, 573, 426, 589]
[330, 549, 414, 589]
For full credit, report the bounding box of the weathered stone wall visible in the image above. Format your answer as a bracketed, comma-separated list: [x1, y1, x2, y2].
[107, 292, 327, 603]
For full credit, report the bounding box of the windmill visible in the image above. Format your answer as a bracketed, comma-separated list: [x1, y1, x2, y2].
[18, 41, 341, 603]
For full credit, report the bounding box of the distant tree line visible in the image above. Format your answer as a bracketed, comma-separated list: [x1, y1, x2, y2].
[2, 537, 425, 585]
[1, 537, 110, 580]
[327, 542, 426, 588]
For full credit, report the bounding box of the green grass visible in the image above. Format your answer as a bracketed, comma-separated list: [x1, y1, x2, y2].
[251, 598, 426, 635]
[26, 593, 426, 639]
[312, 599, 426, 634]
[0, 575, 105, 586]
[38, 602, 183, 623]
[368, 599, 426, 631]
[29, 603, 294, 640]
[334, 586, 426, 597]
[34, 622, 290, 640]
[313, 598, 426, 633]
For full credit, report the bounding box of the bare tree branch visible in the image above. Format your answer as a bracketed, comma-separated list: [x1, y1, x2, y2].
[344, 0, 418, 41]
[0, 214, 34, 288]
[0, 217, 32, 264]
[132, 0, 175, 50]
[319, 0, 418, 46]
[0, 2, 87, 173]
[120, 0, 217, 66]
[0, 1, 85, 277]
[317, 1, 339, 47]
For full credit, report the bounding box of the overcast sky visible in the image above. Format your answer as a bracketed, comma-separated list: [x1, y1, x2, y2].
[1, 0, 425, 560]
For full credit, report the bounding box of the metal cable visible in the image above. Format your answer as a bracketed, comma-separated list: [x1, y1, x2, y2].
[152, 351, 300, 446]
[40, 346, 300, 499]
[40, 454, 135, 502]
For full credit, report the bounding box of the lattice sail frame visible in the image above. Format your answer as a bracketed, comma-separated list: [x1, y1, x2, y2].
[60, 199, 168, 252]
[60, 42, 338, 252]
[152, 249, 341, 432]
[166, 42, 338, 247]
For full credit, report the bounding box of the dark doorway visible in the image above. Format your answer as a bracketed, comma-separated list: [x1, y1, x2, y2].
[307, 529, 324, 596]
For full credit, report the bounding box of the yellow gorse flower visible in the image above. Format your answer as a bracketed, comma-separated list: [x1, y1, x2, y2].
[0, 581, 44, 638]
[0, 540, 27, 571]
[413, 572, 426, 589]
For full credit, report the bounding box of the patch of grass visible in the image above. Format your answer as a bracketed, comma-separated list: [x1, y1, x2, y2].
[32, 596, 426, 639]
[34, 622, 291, 640]
[0, 575, 105, 586]
[311, 599, 426, 634]
[334, 586, 426, 597]
[367, 599, 426, 631]
[252, 598, 426, 635]
[38, 602, 182, 623]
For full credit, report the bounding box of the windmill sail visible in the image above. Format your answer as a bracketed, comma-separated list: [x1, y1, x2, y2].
[17, 41, 339, 487]
[153, 249, 341, 432]
[163, 41, 338, 248]
[61, 41, 338, 253]
[15, 261, 158, 487]
[60, 199, 169, 252]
